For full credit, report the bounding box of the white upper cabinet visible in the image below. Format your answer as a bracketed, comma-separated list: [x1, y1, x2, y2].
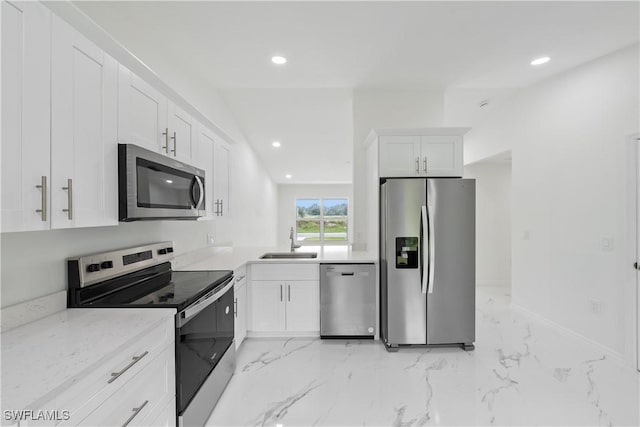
[118, 65, 168, 153]
[195, 123, 216, 220]
[213, 140, 231, 217]
[375, 129, 468, 178]
[119, 67, 196, 163]
[51, 16, 118, 229]
[1, 1, 52, 232]
[168, 101, 196, 162]
[378, 136, 422, 177]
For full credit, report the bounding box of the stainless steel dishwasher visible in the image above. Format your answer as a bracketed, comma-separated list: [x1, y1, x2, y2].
[320, 263, 376, 338]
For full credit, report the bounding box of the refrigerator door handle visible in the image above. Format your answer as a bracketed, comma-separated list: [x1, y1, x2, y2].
[421, 205, 428, 294]
[427, 204, 435, 294]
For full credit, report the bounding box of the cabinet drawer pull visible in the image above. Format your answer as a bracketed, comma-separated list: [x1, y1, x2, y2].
[423, 156, 427, 174]
[35, 176, 47, 221]
[171, 131, 177, 156]
[415, 157, 420, 173]
[62, 178, 73, 220]
[121, 400, 149, 427]
[280, 285, 283, 302]
[108, 351, 149, 384]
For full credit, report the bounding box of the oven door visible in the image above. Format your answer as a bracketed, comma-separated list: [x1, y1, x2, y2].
[176, 279, 234, 416]
[118, 143, 205, 221]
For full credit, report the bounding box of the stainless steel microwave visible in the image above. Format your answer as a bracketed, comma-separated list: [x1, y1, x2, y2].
[118, 144, 205, 221]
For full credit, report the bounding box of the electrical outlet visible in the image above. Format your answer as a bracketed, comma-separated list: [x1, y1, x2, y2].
[207, 233, 215, 246]
[588, 299, 602, 314]
[600, 237, 614, 252]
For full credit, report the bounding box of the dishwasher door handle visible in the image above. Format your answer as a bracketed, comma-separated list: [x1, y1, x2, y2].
[341, 272, 354, 276]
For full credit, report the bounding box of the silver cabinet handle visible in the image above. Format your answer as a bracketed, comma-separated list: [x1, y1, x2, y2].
[121, 400, 148, 427]
[280, 285, 283, 302]
[108, 351, 148, 384]
[171, 131, 177, 156]
[220, 199, 223, 216]
[35, 176, 47, 221]
[415, 157, 420, 173]
[287, 284, 291, 302]
[423, 157, 427, 174]
[162, 128, 169, 153]
[62, 178, 73, 220]
[234, 298, 238, 317]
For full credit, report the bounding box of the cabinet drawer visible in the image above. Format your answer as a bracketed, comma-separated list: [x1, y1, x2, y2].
[251, 263, 318, 281]
[57, 317, 174, 425]
[77, 344, 174, 426]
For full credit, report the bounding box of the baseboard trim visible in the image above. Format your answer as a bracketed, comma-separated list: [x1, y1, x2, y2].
[511, 302, 630, 369]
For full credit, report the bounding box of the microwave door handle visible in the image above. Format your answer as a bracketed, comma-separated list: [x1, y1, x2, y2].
[421, 205, 428, 294]
[191, 176, 204, 209]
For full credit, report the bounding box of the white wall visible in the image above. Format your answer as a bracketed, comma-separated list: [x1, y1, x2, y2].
[352, 89, 444, 250]
[464, 161, 512, 288]
[277, 184, 353, 247]
[450, 45, 639, 363]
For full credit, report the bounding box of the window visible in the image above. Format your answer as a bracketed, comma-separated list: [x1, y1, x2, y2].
[296, 198, 348, 243]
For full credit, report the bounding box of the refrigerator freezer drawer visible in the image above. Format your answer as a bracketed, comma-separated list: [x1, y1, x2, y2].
[320, 263, 376, 337]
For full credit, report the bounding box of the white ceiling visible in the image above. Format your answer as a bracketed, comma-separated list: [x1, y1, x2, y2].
[74, 1, 639, 183]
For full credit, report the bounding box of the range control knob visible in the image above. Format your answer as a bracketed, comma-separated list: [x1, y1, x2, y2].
[158, 249, 167, 255]
[87, 263, 101, 273]
[166, 247, 174, 253]
[101, 261, 114, 269]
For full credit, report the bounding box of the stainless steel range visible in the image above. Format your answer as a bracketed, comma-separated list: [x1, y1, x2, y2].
[67, 242, 234, 427]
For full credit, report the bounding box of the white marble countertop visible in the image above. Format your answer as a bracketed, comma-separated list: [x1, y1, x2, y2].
[173, 245, 378, 272]
[1, 308, 175, 413]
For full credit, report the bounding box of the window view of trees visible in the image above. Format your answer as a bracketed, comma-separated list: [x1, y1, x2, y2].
[296, 198, 348, 242]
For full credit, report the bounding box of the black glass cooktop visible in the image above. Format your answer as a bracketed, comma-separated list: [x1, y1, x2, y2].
[83, 267, 233, 311]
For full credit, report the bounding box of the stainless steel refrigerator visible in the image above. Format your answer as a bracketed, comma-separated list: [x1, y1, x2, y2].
[380, 178, 475, 351]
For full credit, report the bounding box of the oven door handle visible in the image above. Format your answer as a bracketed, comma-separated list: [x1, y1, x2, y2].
[178, 277, 233, 326]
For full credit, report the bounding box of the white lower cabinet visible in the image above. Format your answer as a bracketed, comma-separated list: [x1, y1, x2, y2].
[56, 318, 176, 427]
[77, 345, 174, 427]
[249, 264, 319, 335]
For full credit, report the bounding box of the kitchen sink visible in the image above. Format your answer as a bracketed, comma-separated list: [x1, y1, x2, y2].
[259, 252, 318, 259]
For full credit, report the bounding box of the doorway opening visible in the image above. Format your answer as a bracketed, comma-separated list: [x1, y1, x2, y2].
[464, 150, 512, 297]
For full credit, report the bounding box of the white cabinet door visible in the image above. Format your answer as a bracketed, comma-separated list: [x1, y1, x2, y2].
[213, 140, 231, 217]
[118, 65, 168, 154]
[51, 16, 118, 229]
[250, 281, 285, 332]
[167, 101, 195, 162]
[195, 124, 216, 220]
[1, 1, 51, 232]
[420, 136, 463, 177]
[286, 281, 320, 332]
[378, 135, 421, 177]
[234, 281, 247, 349]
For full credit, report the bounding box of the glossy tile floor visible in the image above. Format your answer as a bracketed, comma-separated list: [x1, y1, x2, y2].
[207, 288, 640, 426]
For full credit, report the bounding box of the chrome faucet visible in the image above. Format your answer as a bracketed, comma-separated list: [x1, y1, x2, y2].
[290, 227, 301, 252]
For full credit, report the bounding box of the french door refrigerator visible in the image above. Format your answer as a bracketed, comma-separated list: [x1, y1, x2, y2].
[380, 178, 475, 351]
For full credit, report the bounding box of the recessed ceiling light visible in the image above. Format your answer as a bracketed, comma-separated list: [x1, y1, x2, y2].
[165, 179, 173, 184]
[285, 174, 292, 179]
[272, 141, 281, 148]
[530, 56, 551, 66]
[271, 56, 287, 65]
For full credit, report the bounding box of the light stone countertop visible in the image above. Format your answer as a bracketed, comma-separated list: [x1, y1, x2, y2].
[1, 308, 175, 413]
[172, 245, 378, 272]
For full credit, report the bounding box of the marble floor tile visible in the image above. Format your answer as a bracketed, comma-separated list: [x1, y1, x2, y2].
[207, 288, 640, 426]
